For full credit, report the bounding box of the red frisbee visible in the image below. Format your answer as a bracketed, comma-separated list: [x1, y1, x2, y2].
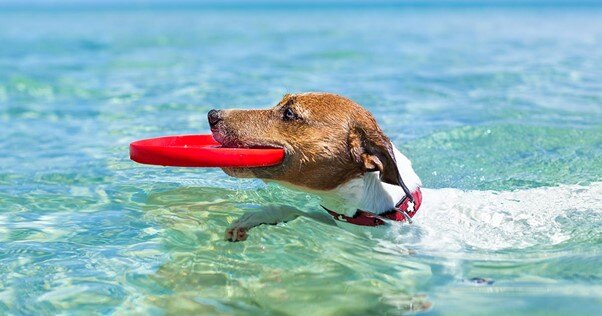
[130, 134, 285, 168]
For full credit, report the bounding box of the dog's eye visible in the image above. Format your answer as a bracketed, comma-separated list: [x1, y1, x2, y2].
[282, 108, 298, 121]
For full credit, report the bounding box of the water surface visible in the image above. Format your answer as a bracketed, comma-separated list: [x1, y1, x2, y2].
[0, 4, 601, 315]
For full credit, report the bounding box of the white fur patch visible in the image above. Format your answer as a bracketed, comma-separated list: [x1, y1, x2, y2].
[317, 145, 421, 217]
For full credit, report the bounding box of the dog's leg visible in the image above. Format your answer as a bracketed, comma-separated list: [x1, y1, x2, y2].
[225, 204, 335, 242]
[225, 204, 298, 242]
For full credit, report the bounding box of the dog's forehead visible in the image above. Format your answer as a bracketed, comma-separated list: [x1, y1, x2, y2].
[279, 93, 359, 114]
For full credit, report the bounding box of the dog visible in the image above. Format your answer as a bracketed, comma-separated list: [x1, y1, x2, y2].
[208, 92, 422, 241]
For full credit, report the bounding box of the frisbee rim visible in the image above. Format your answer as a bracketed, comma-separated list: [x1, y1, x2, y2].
[129, 134, 285, 168]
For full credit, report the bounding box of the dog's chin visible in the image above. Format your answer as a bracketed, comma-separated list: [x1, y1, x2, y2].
[219, 167, 252, 178]
[221, 162, 289, 179]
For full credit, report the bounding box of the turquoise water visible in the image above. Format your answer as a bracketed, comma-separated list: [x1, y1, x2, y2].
[1, 4, 602, 315]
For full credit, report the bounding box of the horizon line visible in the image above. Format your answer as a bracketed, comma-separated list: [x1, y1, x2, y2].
[2, 0, 602, 11]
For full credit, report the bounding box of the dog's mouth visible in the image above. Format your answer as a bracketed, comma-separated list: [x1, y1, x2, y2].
[211, 128, 284, 151]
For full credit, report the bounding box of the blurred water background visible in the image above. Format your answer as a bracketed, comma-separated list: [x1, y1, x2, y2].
[0, 1, 601, 314]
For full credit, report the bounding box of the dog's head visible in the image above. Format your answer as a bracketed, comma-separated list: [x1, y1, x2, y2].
[208, 93, 402, 191]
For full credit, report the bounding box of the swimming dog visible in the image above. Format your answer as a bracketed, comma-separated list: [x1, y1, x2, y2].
[208, 93, 422, 241]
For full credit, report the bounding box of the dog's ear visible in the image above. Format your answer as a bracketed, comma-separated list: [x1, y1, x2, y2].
[348, 124, 401, 186]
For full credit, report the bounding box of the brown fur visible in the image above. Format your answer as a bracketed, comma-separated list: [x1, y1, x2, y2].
[210, 92, 401, 191]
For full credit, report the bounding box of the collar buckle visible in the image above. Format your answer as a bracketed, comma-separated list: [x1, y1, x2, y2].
[395, 201, 414, 224]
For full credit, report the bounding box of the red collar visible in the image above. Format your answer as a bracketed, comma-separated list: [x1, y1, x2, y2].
[322, 188, 422, 227]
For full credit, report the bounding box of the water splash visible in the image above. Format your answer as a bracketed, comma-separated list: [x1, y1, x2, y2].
[382, 182, 602, 252]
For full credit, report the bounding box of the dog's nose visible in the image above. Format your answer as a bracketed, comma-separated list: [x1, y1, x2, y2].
[207, 109, 222, 127]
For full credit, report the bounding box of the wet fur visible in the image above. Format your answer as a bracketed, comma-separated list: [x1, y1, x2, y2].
[209, 92, 421, 241]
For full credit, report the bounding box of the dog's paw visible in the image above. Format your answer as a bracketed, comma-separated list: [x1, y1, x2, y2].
[225, 226, 248, 242]
[224, 212, 267, 242]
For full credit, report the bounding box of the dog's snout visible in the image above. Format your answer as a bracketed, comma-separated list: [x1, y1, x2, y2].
[208, 109, 222, 127]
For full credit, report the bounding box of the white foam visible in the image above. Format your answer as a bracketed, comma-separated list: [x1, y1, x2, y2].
[384, 182, 602, 253]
